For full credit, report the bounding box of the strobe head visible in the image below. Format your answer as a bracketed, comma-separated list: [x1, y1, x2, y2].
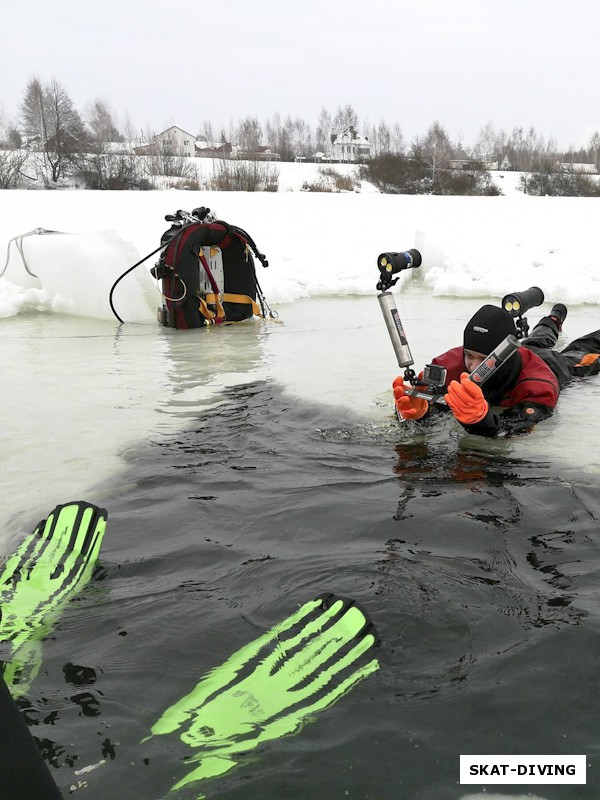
[377, 249, 422, 290]
[502, 286, 544, 317]
[501, 286, 544, 339]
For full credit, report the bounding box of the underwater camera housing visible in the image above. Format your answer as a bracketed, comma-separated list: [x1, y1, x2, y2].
[421, 363, 448, 393]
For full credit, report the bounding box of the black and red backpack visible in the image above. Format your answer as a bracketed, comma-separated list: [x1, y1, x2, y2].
[150, 207, 272, 329]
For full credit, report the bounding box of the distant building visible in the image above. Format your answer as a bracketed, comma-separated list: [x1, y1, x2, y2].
[557, 161, 596, 174]
[449, 158, 498, 171]
[500, 155, 513, 170]
[330, 126, 372, 162]
[132, 127, 284, 161]
[235, 146, 280, 161]
[134, 125, 197, 157]
[195, 139, 234, 158]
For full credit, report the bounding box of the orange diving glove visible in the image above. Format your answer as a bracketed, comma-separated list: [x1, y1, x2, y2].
[393, 376, 429, 420]
[444, 372, 489, 424]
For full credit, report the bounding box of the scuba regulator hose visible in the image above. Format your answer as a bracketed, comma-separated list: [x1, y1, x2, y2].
[108, 227, 188, 324]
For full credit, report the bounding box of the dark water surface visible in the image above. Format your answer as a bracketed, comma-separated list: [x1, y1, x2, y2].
[17, 378, 600, 800]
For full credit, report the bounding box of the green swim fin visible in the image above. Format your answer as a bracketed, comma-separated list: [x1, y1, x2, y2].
[149, 593, 379, 795]
[0, 501, 107, 696]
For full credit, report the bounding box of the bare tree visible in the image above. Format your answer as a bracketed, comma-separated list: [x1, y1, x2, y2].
[236, 117, 263, 153]
[588, 131, 600, 171]
[420, 122, 454, 183]
[196, 120, 215, 146]
[366, 120, 391, 156]
[507, 126, 527, 172]
[332, 104, 359, 135]
[390, 123, 404, 155]
[264, 113, 280, 155]
[87, 98, 123, 144]
[7, 126, 22, 149]
[265, 115, 295, 161]
[373, 120, 391, 155]
[0, 105, 22, 150]
[0, 150, 30, 188]
[474, 121, 502, 162]
[290, 117, 313, 158]
[19, 77, 87, 183]
[545, 136, 559, 166]
[43, 79, 88, 180]
[20, 78, 46, 144]
[75, 105, 150, 189]
[315, 107, 332, 153]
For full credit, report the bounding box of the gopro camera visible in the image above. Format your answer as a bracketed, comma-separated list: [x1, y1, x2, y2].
[421, 363, 447, 388]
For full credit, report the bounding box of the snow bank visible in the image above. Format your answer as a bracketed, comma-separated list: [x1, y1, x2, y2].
[1, 187, 600, 322]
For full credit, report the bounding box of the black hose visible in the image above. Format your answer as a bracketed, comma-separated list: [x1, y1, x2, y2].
[108, 241, 170, 323]
[109, 222, 201, 323]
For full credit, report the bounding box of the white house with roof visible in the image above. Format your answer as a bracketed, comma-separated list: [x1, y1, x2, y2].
[330, 126, 372, 162]
[148, 126, 197, 157]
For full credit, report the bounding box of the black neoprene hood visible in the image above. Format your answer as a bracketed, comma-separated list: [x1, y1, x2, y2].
[464, 304, 517, 354]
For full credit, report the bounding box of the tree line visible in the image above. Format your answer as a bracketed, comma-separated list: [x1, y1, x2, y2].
[2, 76, 600, 192]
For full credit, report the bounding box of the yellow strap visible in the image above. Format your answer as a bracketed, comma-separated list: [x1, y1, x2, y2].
[197, 297, 215, 321]
[199, 293, 226, 320]
[206, 292, 262, 317]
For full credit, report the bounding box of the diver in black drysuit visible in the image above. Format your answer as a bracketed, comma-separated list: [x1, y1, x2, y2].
[395, 303, 600, 437]
[521, 303, 600, 388]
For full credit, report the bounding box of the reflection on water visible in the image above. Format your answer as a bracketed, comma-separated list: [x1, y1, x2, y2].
[0, 315, 271, 534]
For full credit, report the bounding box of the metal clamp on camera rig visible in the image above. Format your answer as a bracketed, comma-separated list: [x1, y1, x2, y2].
[377, 250, 522, 406]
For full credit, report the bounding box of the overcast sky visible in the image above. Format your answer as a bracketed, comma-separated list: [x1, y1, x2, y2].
[2, 0, 599, 148]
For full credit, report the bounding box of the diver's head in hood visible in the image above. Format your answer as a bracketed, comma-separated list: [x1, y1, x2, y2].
[463, 305, 517, 355]
[463, 305, 520, 402]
